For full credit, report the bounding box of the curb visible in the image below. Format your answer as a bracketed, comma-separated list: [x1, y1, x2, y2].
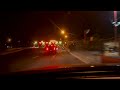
[101, 55, 120, 63]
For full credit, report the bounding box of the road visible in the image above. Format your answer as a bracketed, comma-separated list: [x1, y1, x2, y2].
[0, 47, 85, 74]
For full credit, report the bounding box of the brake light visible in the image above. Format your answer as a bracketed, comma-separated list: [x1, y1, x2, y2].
[54, 47, 56, 50]
[39, 42, 41, 44]
[46, 47, 49, 51]
[56, 47, 58, 50]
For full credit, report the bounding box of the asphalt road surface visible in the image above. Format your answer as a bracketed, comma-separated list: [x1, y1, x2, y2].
[0, 47, 85, 74]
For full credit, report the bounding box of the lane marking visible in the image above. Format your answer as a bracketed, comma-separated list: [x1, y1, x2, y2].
[32, 56, 39, 59]
[0, 49, 24, 55]
[69, 51, 88, 64]
[69, 51, 101, 64]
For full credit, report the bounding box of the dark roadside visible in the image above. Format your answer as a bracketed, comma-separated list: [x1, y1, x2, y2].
[67, 43, 120, 64]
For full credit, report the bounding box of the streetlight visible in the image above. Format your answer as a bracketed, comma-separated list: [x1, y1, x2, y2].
[65, 35, 68, 39]
[7, 38, 12, 43]
[61, 30, 65, 35]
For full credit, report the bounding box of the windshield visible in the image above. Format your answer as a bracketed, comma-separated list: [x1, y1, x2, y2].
[0, 11, 120, 74]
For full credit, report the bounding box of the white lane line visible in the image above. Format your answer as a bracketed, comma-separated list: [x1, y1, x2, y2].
[69, 51, 89, 64]
[32, 56, 39, 59]
[0, 49, 24, 55]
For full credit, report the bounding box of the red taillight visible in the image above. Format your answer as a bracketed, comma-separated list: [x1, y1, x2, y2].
[46, 47, 49, 51]
[54, 47, 56, 50]
[56, 47, 58, 50]
[39, 42, 41, 44]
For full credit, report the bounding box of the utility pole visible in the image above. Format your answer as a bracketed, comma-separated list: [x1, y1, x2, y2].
[113, 11, 119, 55]
[84, 30, 86, 48]
[112, 11, 120, 55]
[114, 11, 117, 44]
[84, 29, 90, 49]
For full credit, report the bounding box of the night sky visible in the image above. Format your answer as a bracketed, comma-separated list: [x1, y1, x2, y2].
[0, 11, 117, 43]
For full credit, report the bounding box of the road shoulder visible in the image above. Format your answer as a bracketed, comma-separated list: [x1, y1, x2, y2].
[67, 50, 102, 64]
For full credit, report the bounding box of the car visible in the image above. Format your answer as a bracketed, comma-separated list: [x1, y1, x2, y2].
[44, 44, 58, 55]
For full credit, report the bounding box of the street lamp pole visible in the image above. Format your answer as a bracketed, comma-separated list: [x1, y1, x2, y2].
[114, 11, 117, 44]
[84, 30, 86, 47]
[112, 11, 120, 55]
[84, 29, 90, 49]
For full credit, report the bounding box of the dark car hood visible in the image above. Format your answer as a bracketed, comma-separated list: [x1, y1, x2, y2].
[1, 63, 120, 80]
[3, 63, 120, 75]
